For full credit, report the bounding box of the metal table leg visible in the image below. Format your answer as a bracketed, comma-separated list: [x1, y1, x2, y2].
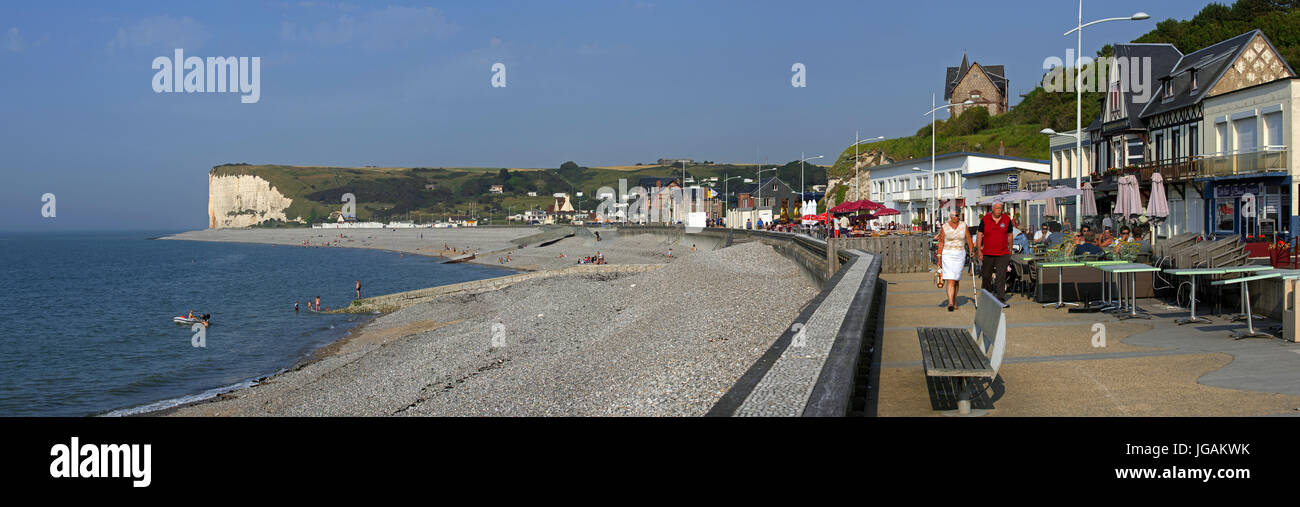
[1118, 272, 1151, 320]
[1177, 274, 1212, 325]
[1233, 282, 1275, 340]
[1043, 266, 1079, 309]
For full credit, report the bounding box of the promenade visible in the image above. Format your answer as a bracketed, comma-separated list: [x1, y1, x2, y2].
[875, 271, 1300, 416]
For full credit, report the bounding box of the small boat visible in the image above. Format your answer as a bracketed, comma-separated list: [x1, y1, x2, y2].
[174, 314, 211, 325]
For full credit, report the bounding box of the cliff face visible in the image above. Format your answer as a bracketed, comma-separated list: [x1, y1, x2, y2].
[208, 173, 295, 228]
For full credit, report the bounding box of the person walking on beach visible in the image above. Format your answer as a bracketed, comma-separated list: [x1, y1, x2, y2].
[935, 210, 974, 311]
[976, 202, 1014, 307]
[355, 280, 361, 299]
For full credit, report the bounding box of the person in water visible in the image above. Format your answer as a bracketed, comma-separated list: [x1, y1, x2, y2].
[315, 296, 321, 312]
[295, 302, 300, 312]
[355, 280, 362, 299]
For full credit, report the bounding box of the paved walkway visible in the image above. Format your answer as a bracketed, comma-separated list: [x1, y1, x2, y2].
[876, 272, 1300, 416]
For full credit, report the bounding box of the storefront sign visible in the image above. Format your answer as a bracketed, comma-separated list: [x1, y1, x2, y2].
[1007, 174, 1019, 192]
[1213, 182, 1264, 199]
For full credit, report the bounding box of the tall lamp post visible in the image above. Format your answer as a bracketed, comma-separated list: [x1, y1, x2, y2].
[921, 96, 975, 230]
[721, 174, 745, 227]
[1064, 2, 1149, 228]
[799, 153, 823, 223]
[1041, 127, 1082, 223]
[852, 133, 885, 201]
[756, 166, 777, 225]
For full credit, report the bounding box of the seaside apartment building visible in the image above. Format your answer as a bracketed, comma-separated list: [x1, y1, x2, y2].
[868, 152, 1049, 228]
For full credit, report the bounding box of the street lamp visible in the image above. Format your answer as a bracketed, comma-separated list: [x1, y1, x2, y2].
[756, 166, 778, 224]
[921, 96, 975, 230]
[799, 153, 823, 224]
[852, 133, 885, 201]
[1063, 1, 1149, 228]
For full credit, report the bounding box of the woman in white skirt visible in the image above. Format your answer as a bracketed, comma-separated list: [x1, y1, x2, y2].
[935, 210, 975, 311]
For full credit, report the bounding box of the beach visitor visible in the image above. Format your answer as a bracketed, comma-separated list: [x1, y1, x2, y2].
[976, 202, 1014, 306]
[315, 296, 321, 312]
[936, 210, 974, 312]
[355, 280, 361, 299]
[667, 248, 673, 259]
[295, 302, 299, 312]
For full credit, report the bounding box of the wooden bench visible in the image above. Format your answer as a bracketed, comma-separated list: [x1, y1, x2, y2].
[916, 289, 1007, 416]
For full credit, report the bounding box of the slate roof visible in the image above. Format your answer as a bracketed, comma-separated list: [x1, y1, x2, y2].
[1140, 30, 1295, 118]
[735, 177, 794, 196]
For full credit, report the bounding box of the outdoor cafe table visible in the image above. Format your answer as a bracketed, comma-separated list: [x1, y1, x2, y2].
[1098, 263, 1162, 320]
[1211, 271, 1282, 339]
[1270, 269, 1300, 342]
[1162, 267, 1228, 324]
[1084, 260, 1129, 311]
[1220, 266, 1275, 321]
[1040, 261, 1085, 309]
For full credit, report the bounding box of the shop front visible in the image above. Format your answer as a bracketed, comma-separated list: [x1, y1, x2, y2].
[1204, 175, 1292, 255]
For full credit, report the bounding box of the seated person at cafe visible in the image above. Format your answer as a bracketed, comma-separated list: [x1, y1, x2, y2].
[1012, 225, 1029, 254]
[1071, 225, 1105, 257]
[1033, 224, 1050, 244]
[1044, 222, 1068, 249]
[1097, 228, 1115, 248]
[1112, 225, 1138, 255]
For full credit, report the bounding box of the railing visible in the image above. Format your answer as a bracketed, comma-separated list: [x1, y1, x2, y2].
[1114, 148, 1289, 182]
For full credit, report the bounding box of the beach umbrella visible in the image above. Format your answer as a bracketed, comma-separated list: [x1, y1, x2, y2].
[1043, 197, 1058, 217]
[856, 199, 885, 211]
[1080, 181, 1098, 217]
[1146, 172, 1169, 246]
[875, 208, 900, 216]
[1146, 173, 1169, 219]
[1115, 174, 1144, 217]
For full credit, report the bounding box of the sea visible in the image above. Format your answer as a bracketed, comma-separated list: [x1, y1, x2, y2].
[0, 231, 511, 417]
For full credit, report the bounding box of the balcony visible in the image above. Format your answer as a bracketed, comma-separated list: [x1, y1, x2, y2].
[1107, 148, 1289, 183]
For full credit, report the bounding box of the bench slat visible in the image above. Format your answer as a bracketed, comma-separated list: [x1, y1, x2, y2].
[917, 327, 993, 377]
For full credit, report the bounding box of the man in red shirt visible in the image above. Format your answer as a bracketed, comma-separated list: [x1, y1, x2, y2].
[976, 202, 1015, 306]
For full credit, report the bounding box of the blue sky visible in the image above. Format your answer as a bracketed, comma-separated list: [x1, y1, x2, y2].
[0, 0, 1215, 231]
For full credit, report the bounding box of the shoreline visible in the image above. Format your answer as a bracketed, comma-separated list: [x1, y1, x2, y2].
[123, 227, 547, 417]
[133, 312, 385, 417]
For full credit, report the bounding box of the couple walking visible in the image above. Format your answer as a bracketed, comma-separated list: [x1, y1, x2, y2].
[934, 203, 1015, 311]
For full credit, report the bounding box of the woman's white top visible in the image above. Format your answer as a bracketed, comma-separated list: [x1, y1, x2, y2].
[942, 222, 967, 251]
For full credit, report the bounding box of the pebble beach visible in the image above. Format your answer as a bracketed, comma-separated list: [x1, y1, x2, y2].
[160, 227, 818, 416]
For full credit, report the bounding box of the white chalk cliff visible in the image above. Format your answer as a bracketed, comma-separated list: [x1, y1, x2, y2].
[208, 173, 296, 228]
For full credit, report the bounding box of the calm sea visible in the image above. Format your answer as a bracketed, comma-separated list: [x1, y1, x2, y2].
[0, 231, 510, 416]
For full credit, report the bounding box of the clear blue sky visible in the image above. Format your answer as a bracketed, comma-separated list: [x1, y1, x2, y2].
[0, 0, 1215, 231]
